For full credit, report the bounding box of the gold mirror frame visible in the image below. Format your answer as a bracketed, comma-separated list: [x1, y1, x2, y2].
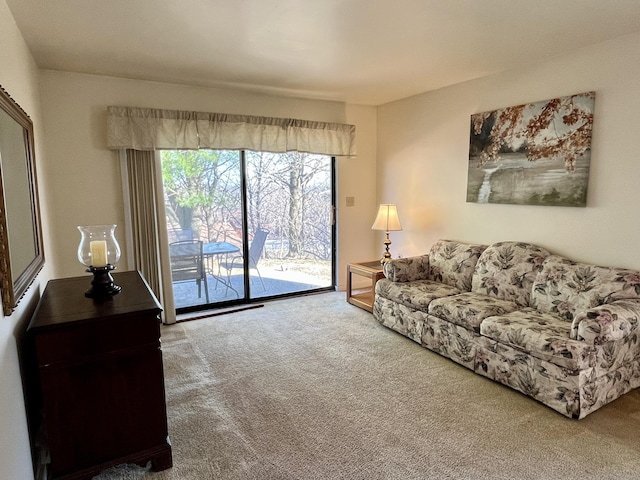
[0, 85, 44, 316]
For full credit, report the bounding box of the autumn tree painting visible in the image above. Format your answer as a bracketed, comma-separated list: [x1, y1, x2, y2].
[467, 92, 595, 207]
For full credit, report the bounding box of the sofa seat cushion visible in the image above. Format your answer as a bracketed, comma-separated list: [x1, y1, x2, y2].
[480, 309, 597, 370]
[428, 292, 521, 332]
[375, 278, 461, 311]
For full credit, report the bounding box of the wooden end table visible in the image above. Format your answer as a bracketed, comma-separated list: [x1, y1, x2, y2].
[346, 261, 385, 312]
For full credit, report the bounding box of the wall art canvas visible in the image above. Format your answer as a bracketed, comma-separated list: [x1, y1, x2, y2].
[467, 91, 595, 207]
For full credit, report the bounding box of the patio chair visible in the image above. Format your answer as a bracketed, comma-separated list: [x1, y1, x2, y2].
[168, 228, 194, 243]
[220, 229, 269, 291]
[169, 240, 209, 303]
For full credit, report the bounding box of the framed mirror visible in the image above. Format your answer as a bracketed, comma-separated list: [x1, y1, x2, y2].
[0, 85, 44, 316]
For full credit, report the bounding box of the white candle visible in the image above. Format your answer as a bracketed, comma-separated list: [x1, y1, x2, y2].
[90, 240, 108, 267]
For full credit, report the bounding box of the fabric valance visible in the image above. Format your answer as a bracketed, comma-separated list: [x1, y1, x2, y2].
[106, 106, 357, 156]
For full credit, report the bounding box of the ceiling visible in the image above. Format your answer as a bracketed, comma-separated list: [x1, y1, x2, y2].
[7, 0, 640, 105]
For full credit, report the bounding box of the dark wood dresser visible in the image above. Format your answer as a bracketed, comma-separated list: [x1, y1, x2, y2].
[25, 271, 172, 479]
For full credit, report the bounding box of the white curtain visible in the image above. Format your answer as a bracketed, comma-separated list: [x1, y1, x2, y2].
[110, 106, 356, 323]
[107, 107, 357, 156]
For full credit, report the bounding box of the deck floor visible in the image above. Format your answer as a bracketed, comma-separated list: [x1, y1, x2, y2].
[172, 263, 331, 309]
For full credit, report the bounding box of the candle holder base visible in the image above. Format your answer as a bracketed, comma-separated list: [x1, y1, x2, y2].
[85, 265, 122, 298]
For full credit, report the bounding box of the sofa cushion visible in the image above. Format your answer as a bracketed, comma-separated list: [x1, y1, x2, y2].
[480, 309, 597, 370]
[471, 242, 550, 307]
[375, 278, 461, 311]
[428, 292, 521, 332]
[531, 255, 640, 323]
[427, 240, 487, 291]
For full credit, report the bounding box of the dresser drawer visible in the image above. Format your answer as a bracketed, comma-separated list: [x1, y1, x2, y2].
[34, 311, 160, 366]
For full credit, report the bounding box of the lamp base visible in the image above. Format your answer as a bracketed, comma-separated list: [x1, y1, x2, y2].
[380, 232, 393, 264]
[85, 265, 122, 298]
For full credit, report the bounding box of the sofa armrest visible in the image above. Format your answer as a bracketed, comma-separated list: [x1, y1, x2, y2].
[570, 300, 640, 344]
[382, 255, 430, 282]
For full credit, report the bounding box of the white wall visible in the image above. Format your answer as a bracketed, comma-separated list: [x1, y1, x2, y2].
[377, 32, 640, 270]
[0, 1, 53, 479]
[341, 104, 378, 278]
[38, 71, 379, 289]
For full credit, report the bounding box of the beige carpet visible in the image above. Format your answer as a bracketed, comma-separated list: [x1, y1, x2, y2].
[96, 292, 640, 479]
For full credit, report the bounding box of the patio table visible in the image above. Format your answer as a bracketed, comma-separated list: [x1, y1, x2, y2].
[203, 241, 240, 256]
[203, 241, 241, 297]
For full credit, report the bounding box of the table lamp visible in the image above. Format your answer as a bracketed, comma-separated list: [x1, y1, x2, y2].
[371, 204, 402, 264]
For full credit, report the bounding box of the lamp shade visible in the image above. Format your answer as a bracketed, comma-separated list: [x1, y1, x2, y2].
[371, 204, 402, 231]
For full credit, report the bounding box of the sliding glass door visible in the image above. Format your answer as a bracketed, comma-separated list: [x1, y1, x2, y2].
[161, 150, 334, 313]
[244, 151, 334, 300]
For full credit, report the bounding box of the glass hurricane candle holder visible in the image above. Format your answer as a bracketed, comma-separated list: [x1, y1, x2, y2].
[77, 224, 122, 298]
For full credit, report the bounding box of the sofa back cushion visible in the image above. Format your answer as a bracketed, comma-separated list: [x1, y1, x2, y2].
[530, 255, 640, 321]
[427, 240, 487, 291]
[471, 241, 550, 307]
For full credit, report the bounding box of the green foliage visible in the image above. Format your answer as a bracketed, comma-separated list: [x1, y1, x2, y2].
[162, 150, 221, 208]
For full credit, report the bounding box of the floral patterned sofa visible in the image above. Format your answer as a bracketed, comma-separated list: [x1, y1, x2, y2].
[373, 240, 640, 418]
